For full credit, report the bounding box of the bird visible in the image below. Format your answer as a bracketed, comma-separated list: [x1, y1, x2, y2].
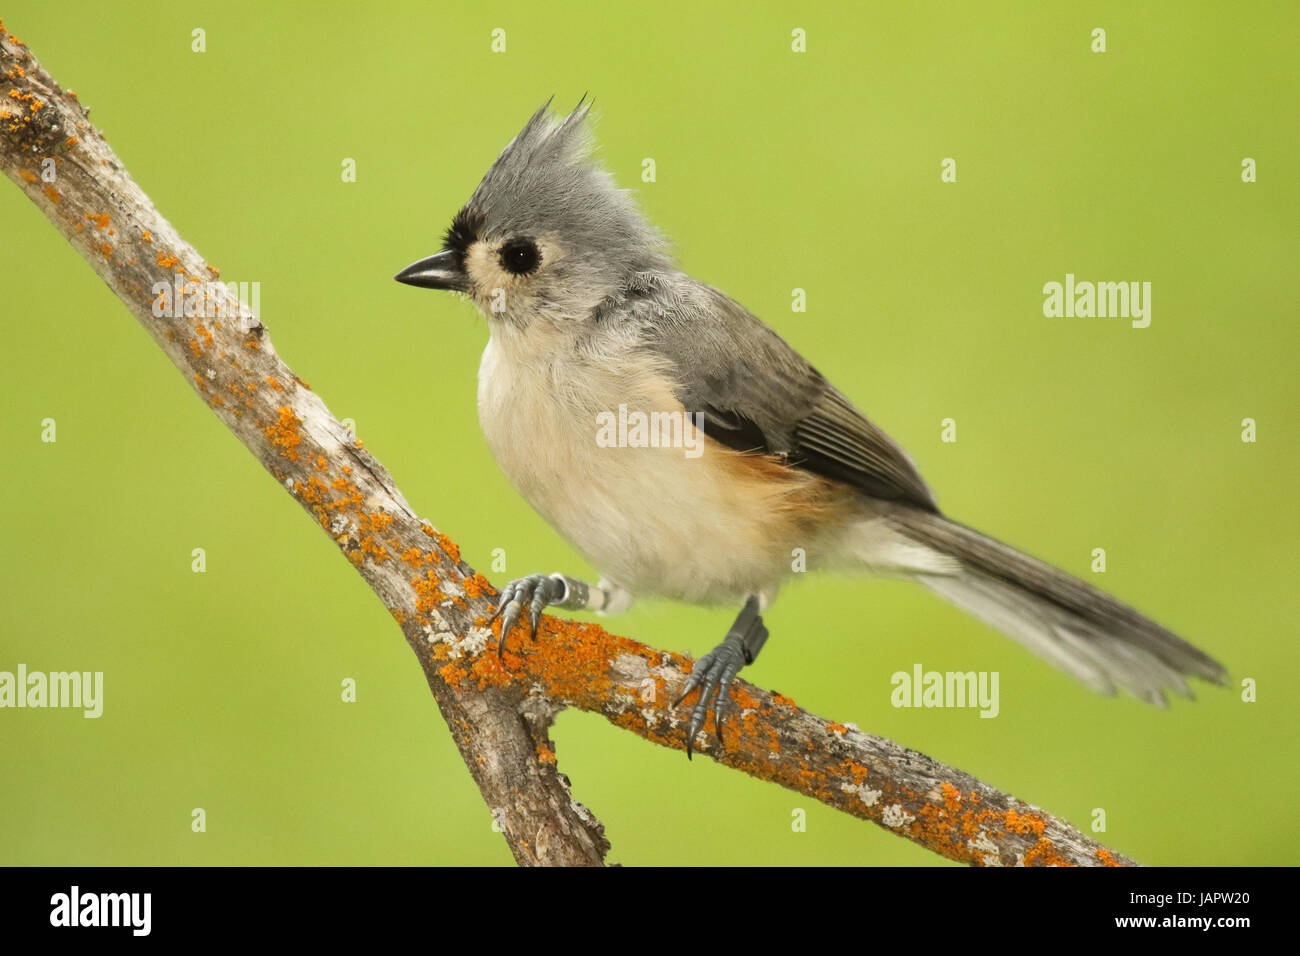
[395, 99, 1228, 758]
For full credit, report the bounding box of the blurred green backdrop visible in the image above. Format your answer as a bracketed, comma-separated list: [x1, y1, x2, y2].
[1, 0, 1296, 866]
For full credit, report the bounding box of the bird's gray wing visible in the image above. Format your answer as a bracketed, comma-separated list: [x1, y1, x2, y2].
[630, 277, 939, 512]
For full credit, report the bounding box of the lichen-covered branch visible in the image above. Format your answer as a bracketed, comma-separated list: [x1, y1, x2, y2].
[1, 21, 606, 868]
[1, 22, 1135, 867]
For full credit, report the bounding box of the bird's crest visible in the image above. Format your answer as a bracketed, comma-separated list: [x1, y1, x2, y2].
[445, 97, 668, 276]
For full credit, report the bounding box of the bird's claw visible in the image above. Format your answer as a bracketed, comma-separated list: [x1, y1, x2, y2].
[490, 573, 565, 657]
[673, 600, 768, 759]
[673, 638, 750, 759]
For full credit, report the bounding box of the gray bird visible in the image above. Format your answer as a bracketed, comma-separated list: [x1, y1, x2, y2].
[396, 100, 1227, 758]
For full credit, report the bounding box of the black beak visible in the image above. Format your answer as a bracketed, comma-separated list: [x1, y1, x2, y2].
[394, 250, 469, 292]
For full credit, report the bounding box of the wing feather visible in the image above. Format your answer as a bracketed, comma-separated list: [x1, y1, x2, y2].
[629, 277, 939, 512]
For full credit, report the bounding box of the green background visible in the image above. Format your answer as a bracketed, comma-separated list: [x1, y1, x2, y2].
[2, 1, 1296, 866]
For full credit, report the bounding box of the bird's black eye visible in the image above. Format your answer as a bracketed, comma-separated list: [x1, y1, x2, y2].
[498, 237, 541, 276]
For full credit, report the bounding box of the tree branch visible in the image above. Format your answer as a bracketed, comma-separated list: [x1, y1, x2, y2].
[1, 22, 1135, 867]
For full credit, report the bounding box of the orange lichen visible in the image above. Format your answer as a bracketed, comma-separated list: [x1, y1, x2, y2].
[289, 470, 370, 539]
[447, 613, 624, 705]
[338, 484, 364, 511]
[843, 761, 870, 784]
[1022, 837, 1072, 867]
[1095, 849, 1121, 868]
[43, 183, 60, 203]
[364, 511, 395, 533]
[142, 230, 152, 243]
[1004, 807, 1047, 836]
[263, 406, 304, 461]
[156, 251, 180, 270]
[85, 212, 110, 230]
[463, 573, 494, 600]
[65, 135, 77, 146]
[940, 782, 963, 814]
[436, 532, 460, 563]
[358, 535, 391, 563]
[413, 569, 448, 612]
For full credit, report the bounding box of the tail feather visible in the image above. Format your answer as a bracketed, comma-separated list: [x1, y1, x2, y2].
[889, 509, 1227, 705]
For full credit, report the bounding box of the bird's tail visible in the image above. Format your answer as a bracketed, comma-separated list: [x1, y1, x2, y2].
[885, 508, 1228, 706]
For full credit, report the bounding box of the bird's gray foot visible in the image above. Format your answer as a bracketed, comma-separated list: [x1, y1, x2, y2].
[489, 572, 596, 657]
[673, 596, 769, 759]
[490, 573, 565, 657]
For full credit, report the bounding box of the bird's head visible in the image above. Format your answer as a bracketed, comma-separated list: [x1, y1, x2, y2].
[395, 99, 669, 327]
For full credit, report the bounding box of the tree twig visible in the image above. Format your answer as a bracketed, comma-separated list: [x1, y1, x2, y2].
[0, 21, 1136, 867]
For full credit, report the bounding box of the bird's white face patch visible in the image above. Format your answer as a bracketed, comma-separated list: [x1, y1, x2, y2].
[464, 235, 563, 319]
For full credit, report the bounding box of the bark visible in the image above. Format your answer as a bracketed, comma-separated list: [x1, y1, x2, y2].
[0, 22, 1136, 867]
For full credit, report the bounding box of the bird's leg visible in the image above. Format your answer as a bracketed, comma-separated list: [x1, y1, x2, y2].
[673, 595, 770, 759]
[490, 573, 631, 657]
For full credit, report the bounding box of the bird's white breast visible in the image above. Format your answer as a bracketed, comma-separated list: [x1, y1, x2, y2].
[476, 324, 820, 604]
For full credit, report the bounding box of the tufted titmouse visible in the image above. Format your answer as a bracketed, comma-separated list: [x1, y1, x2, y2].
[396, 101, 1226, 757]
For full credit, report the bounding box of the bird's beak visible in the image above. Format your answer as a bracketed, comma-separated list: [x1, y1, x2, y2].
[394, 250, 469, 292]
